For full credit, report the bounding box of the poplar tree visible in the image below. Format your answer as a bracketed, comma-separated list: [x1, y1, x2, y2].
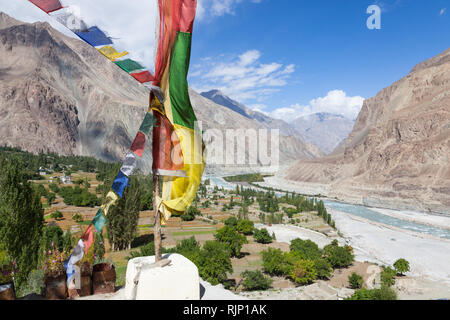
[106, 175, 142, 251]
[0, 157, 44, 286]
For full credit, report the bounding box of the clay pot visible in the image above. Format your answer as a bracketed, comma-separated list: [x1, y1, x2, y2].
[92, 263, 116, 295]
[68, 271, 92, 299]
[44, 274, 67, 300]
[0, 282, 16, 300]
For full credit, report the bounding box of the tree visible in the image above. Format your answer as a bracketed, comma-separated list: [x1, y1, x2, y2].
[236, 220, 254, 235]
[349, 272, 364, 289]
[107, 175, 142, 251]
[196, 241, 233, 285]
[241, 270, 273, 291]
[289, 238, 322, 260]
[323, 242, 354, 268]
[63, 229, 73, 253]
[224, 217, 238, 227]
[313, 258, 333, 280]
[261, 248, 287, 276]
[214, 226, 247, 257]
[393, 259, 410, 276]
[289, 259, 317, 285]
[41, 225, 64, 252]
[254, 228, 272, 244]
[0, 157, 44, 286]
[46, 192, 56, 205]
[380, 266, 396, 287]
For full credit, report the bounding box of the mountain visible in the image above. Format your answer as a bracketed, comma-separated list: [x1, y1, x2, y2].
[0, 13, 320, 174]
[291, 113, 355, 154]
[200, 89, 311, 140]
[285, 48, 450, 214]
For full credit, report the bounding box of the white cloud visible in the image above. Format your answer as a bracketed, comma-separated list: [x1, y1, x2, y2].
[440, 8, 446, 16]
[190, 50, 295, 103]
[267, 90, 365, 121]
[197, 0, 261, 20]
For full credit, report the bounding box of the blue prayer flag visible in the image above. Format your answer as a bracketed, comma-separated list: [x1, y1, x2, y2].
[75, 26, 112, 47]
[112, 170, 129, 198]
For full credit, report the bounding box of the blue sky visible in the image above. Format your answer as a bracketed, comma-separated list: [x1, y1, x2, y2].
[2, 0, 449, 120]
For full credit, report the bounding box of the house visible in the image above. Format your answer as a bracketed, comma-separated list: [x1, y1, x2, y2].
[60, 176, 72, 185]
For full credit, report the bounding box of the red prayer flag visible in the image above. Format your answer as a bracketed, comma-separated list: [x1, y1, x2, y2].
[131, 71, 154, 84]
[29, 0, 63, 13]
[152, 110, 185, 177]
[82, 224, 94, 255]
[130, 131, 146, 157]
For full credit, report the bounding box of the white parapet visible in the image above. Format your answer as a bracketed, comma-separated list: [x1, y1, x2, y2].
[125, 253, 200, 300]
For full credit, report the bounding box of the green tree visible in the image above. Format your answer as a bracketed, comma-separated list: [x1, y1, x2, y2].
[236, 219, 254, 235]
[106, 175, 142, 251]
[289, 238, 322, 260]
[62, 229, 73, 253]
[254, 228, 272, 244]
[41, 225, 64, 252]
[214, 226, 247, 257]
[380, 266, 397, 287]
[393, 259, 410, 276]
[261, 248, 287, 276]
[289, 259, 317, 285]
[313, 258, 333, 280]
[224, 217, 238, 227]
[349, 272, 364, 289]
[323, 242, 354, 268]
[196, 241, 233, 285]
[241, 270, 273, 291]
[0, 157, 44, 286]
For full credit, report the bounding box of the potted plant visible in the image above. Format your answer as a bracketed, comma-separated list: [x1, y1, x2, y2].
[0, 261, 18, 300]
[42, 245, 68, 300]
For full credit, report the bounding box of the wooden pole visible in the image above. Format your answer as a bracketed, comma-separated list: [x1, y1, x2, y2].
[153, 174, 162, 262]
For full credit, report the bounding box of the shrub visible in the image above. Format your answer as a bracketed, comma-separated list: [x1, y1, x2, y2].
[72, 213, 84, 223]
[348, 286, 397, 300]
[289, 238, 322, 260]
[196, 241, 233, 285]
[215, 226, 247, 257]
[254, 228, 273, 244]
[381, 266, 397, 287]
[50, 210, 63, 220]
[348, 272, 364, 289]
[289, 259, 317, 285]
[241, 270, 273, 291]
[237, 220, 254, 235]
[393, 259, 410, 276]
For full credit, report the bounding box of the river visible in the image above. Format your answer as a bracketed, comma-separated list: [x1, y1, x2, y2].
[206, 176, 450, 240]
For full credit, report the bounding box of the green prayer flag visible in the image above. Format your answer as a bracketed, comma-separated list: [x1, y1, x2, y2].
[139, 112, 156, 135]
[114, 59, 144, 73]
[93, 208, 106, 233]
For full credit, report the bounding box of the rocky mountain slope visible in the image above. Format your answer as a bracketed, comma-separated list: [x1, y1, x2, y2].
[291, 113, 355, 154]
[0, 13, 319, 173]
[286, 48, 450, 214]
